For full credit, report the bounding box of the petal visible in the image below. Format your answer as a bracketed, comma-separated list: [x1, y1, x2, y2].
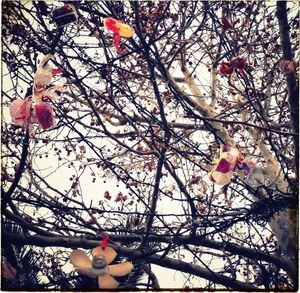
[34, 69, 53, 88]
[10, 99, 33, 128]
[38, 54, 54, 69]
[210, 170, 233, 185]
[78, 268, 100, 278]
[98, 273, 119, 289]
[108, 262, 133, 277]
[221, 146, 239, 157]
[35, 102, 55, 130]
[51, 69, 62, 75]
[113, 32, 121, 52]
[208, 169, 216, 183]
[104, 17, 119, 33]
[77, 267, 108, 278]
[70, 249, 92, 271]
[219, 62, 233, 75]
[220, 148, 239, 170]
[92, 246, 117, 265]
[118, 24, 135, 38]
[10, 99, 27, 125]
[216, 158, 231, 173]
[237, 68, 246, 76]
[221, 16, 232, 31]
[48, 85, 66, 93]
[231, 57, 247, 69]
[229, 157, 238, 170]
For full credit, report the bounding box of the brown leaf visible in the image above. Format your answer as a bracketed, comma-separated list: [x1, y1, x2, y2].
[279, 60, 296, 73]
[104, 191, 111, 200]
[221, 16, 232, 31]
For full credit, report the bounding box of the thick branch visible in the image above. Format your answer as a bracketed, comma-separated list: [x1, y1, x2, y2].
[4, 232, 260, 290]
[140, 152, 165, 248]
[276, 1, 299, 178]
[141, 262, 160, 289]
[3, 224, 295, 280]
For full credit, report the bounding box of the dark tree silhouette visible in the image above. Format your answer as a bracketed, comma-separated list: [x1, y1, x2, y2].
[1, 0, 298, 290]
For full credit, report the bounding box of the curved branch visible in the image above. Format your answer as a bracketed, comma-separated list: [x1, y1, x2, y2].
[141, 262, 160, 289]
[110, 234, 296, 280]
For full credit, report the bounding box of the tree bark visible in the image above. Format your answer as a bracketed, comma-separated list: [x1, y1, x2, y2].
[276, 1, 299, 179]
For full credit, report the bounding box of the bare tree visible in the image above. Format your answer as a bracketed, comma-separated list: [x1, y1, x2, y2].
[1, 1, 298, 290]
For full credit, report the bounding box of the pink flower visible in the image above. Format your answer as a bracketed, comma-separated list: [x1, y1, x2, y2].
[10, 98, 56, 133]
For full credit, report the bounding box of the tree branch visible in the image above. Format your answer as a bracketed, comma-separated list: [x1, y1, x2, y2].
[276, 1, 299, 179]
[2, 130, 30, 209]
[4, 232, 260, 290]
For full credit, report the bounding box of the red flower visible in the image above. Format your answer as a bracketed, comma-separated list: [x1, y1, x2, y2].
[35, 101, 55, 130]
[219, 62, 234, 75]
